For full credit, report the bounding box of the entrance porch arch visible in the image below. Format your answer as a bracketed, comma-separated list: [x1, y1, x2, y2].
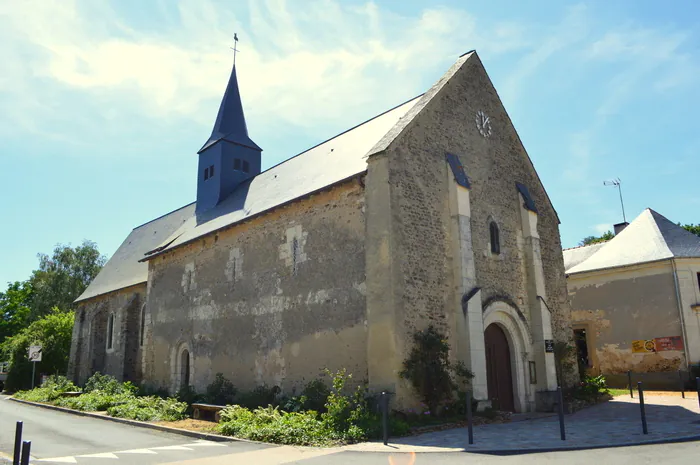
[483, 301, 532, 412]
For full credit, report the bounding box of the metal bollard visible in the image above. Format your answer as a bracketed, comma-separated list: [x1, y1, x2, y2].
[557, 386, 566, 441]
[679, 370, 684, 399]
[381, 391, 389, 446]
[13, 421, 23, 465]
[638, 382, 648, 434]
[20, 441, 31, 465]
[466, 390, 474, 445]
[628, 371, 633, 398]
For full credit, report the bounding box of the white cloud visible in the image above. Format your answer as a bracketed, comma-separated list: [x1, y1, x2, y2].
[0, 0, 530, 143]
[594, 223, 611, 234]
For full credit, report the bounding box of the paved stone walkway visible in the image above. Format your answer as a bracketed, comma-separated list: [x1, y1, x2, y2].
[345, 394, 700, 452]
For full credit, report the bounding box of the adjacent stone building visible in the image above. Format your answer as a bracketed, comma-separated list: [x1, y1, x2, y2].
[565, 209, 700, 388]
[69, 51, 575, 412]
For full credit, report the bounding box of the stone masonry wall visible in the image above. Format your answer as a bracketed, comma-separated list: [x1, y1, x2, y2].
[376, 52, 574, 397]
[142, 180, 367, 394]
[68, 284, 145, 385]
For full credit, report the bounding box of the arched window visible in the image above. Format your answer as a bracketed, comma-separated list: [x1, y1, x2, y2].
[490, 221, 501, 255]
[106, 313, 115, 349]
[180, 349, 190, 389]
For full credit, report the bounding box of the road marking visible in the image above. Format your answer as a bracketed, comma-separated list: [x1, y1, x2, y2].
[182, 441, 227, 447]
[151, 445, 193, 451]
[115, 448, 158, 454]
[76, 452, 119, 459]
[36, 457, 77, 463]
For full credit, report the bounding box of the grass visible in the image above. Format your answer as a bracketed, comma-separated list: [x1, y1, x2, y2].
[608, 388, 630, 397]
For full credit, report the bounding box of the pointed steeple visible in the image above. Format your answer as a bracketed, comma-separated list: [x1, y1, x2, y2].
[196, 53, 262, 214]
[198, 64, 261, 153]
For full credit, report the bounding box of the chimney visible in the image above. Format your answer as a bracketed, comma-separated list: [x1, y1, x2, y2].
[614, 222, 629, 235]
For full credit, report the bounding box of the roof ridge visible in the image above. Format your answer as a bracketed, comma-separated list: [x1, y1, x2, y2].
[562, 240, 610, 251]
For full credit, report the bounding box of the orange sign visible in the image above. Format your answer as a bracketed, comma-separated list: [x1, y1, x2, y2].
[654, 336, 683, 352]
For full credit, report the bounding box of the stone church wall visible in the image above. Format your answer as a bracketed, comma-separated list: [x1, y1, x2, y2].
[366, 53, 574, 407]
[142, 180, 367, 394]
[68, 284, 145, 385]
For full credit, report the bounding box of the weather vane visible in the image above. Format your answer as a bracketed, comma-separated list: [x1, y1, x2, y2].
[231, 33, 240, 66]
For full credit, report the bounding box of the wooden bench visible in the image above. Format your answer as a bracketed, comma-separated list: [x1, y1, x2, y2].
[191, 403, 225, 422]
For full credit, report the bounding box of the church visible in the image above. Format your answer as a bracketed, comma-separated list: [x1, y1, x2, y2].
[68, 50, 575, 412]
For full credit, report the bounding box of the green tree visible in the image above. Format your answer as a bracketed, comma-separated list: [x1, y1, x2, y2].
[0, 308, 74, 391]
[0, 281, 32, 343]
[681, 224, 700, 237]
[28, 240, 106, 320]
[579, 230, 615, 246]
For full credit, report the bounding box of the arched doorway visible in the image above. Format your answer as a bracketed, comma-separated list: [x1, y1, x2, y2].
[180, 349, 190, 389]
[485, 323, 515, 412]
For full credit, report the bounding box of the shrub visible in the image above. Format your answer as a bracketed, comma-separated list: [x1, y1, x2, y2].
[400, 325, 473, 415]
[107, 396, 187, 421]
[235, 384, 281, 409]
[14, 375, 80, 403]
[205, 373, 237, 405]
[571, 374, 609, 402]
[53, 391, 133, 411]
[84, 372, 137, 396]
[300, 378, 331, 412]
[176, 385, 204, 406]
[218, 405, 328, 446]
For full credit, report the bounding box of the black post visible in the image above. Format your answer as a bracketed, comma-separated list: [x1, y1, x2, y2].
[638, 382, 648, 434]
[557, 386, 566, 441]
[13, 421, 23, 465]
[628, 371, 633, 398]
[679, 370, 684, 399]
[466, 390, 474, 445]
[381, 391, 389, 446]
[20, 441, 31, 465]
[696, 377, 700, 409]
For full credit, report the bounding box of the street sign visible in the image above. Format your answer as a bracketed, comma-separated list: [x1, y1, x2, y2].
[28, 345, 42, 362]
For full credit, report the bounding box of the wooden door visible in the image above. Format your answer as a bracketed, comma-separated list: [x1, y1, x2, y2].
[485, 323, 515, 412]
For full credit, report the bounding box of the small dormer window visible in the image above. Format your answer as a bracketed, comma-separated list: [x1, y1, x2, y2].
[234, 159, 241, 170]
[242, 160, 249, 173]
[204, 165, 215, 180]
[490, 221, 500, 255]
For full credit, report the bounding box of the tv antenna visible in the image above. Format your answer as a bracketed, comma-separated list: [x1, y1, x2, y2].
[603, 178, 626, 223]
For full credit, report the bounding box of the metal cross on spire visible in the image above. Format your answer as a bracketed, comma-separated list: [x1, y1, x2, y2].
[231, 33, 240, 66]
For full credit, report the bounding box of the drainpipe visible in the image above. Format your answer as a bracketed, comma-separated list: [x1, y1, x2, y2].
[671, 259, 690, 371]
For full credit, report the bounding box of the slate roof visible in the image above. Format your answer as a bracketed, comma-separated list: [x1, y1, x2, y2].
[75, 203, 195, 302]
[562, 242, 608, 272]
[144, 95, 422, 258]
[565, 209, 700, 274]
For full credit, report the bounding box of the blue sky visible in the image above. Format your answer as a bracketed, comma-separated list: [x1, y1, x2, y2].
[1, 0, 699, 287]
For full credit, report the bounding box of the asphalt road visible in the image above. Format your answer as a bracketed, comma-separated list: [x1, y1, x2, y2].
[0, 395, 268, 464]
[1, 395, 698, 464]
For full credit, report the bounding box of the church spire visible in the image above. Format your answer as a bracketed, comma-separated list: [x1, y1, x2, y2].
[196, 35, 262, 214]
[198, 63, 261, 153]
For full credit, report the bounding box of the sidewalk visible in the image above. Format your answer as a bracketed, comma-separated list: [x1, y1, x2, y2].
[344, 394, 700, 452]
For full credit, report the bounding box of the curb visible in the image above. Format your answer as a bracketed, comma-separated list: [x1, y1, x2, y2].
[8, 397, 238, 443]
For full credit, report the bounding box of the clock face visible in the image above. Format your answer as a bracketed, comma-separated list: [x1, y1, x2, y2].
[475, 110, 492, 138]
